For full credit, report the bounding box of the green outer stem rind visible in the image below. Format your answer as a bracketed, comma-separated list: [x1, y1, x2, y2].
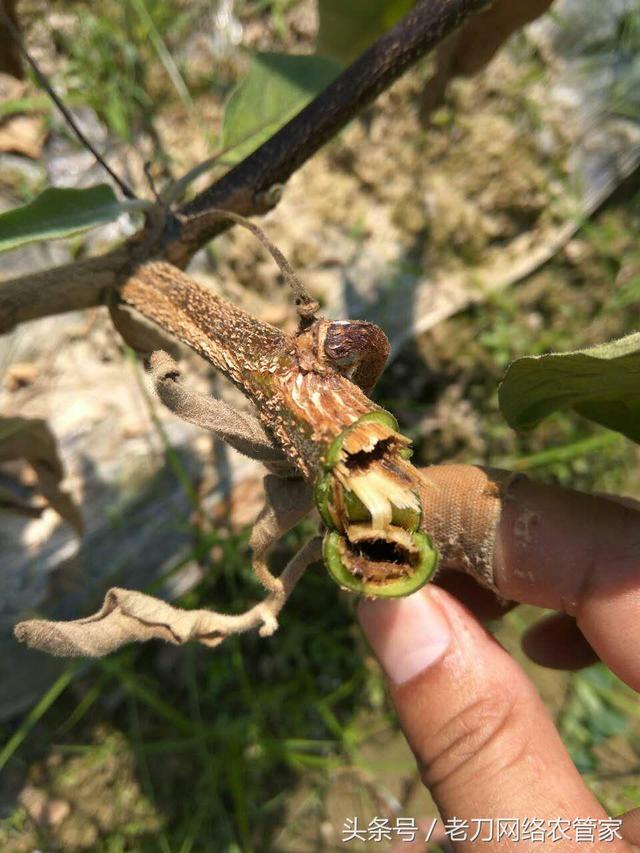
[322, 411, 400, 470]
[314, 473, 423, 532]
[315, 410, 403, 528]
[323, 531, 439, 598]
[315, 475, 336, 529]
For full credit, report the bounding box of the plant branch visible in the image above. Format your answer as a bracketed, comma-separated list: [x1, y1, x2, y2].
[119, 261, 377, 477]
[168, 0, 492, 263]
[0, 0, 491, 329]
[176, 209, 319, 319]
[0, 249, 130, 333]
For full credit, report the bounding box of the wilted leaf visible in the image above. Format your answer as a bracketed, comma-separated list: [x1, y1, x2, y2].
[221, 53, 342, 164]
[316, 0, 413, 64]
[0, 482, 43, 519]
[0, 185, 144, 254]
[498, 333, 640, 443]
[15, 587, 229, 657]
[0, 417, 83, 532]
[0, 114, 46, 159]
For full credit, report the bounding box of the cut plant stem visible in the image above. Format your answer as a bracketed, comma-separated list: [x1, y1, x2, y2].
[324, 530, 437, 597]
[119, 265, 438, 595]
[335, 465, 421, 530]
[331, 417, 421, 531]
[317, 414, 438, 597]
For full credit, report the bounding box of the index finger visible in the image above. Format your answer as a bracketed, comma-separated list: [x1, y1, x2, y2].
[496, 473, 640, 690]
[418, 465, 640, 691]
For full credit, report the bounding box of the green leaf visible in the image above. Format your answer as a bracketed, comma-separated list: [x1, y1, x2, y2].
[0, 185, 144, 254]
[498, 333, 640, 443]
[220, 53, 343, 165]
[316, 0, 414, 64]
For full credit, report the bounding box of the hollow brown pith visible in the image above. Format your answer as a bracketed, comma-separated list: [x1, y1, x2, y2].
[317, 415, 438, 596]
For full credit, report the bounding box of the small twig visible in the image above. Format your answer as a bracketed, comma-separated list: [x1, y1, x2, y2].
[159, 140, 257, 207]
[143, 161, 163, 205]
[0, 1, 136, 199]
[160, 152, 222, 206]
[178, 208, 319, 320]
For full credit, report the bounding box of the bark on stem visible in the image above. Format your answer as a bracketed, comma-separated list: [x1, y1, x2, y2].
[0, 249, 128, 333]
[121, 261, 379, 477]
[0, 0, 491, 327]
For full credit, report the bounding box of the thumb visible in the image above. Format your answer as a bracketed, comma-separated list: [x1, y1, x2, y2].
[358, 587, 630, 852]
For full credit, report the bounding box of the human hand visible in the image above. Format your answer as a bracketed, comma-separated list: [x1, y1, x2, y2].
[358, 476, 640, 852]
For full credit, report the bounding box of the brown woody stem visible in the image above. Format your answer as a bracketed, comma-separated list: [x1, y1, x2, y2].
[0, 0, 490, 328]
[121, 262, 380, 477]
[0, 250, 128, 334]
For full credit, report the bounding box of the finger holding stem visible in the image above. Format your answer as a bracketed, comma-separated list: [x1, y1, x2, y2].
[494, 473, 640, 691]
[416, 464, 640, 692]
[358, 586, 637, 852]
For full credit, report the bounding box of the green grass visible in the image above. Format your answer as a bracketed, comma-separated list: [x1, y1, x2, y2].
[51, 0, 194, 144]
[0, 520, 382, 851]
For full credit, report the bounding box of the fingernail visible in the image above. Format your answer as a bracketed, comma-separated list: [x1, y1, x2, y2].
[358, 587, 452, 686]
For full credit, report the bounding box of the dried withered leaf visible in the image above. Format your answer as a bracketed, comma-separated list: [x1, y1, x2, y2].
[15, 584, 272, 657]
[15, 537, 322, 658]
[0, 481, 43, 518]
[15, 588, 230, 657]
[0, 416, 83, 533]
